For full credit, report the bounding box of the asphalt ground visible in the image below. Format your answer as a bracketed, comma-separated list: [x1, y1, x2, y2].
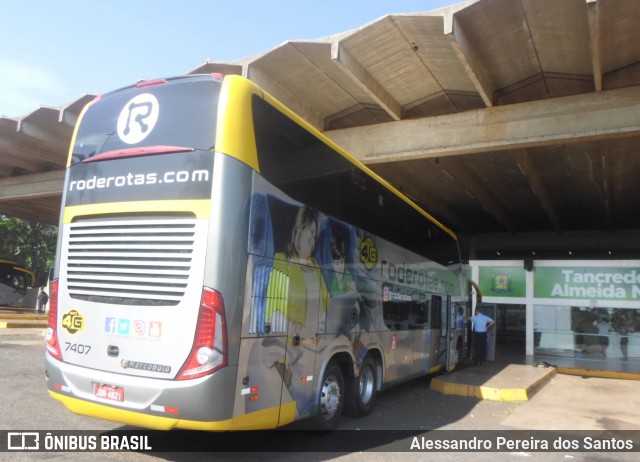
[1, 309, 639, 461]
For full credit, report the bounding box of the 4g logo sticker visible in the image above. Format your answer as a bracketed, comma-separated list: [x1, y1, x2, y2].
[359, 236, 378, 270]
[61, 310, 85, 334]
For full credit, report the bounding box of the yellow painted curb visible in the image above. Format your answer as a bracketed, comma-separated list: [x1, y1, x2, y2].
[0, 321, 48, 329]
[430, 378, 533, 401]
[0, 314, 47, 321]
[556, 367, 640, 381]
[430, 368, 557, 402]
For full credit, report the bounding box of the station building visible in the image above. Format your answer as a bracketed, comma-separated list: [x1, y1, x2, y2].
[471, 259, 640, 373]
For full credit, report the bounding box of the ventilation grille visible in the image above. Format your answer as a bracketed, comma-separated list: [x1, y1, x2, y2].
[64, 217, 200, 306]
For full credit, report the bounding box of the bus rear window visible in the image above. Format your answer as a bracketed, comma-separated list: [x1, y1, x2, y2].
[71, 75, 220, 165]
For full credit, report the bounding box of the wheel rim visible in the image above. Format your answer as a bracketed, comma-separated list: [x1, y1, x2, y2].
[320, 374, 341, 419]
[359, 365, 375, 405]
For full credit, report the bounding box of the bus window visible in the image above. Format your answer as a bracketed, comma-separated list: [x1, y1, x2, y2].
[252, 96, 460, 267]
[431, 295, 442, 330]
[382, 289, 431, 331]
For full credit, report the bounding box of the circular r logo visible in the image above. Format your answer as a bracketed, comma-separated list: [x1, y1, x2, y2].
[116, 93, 159, 144]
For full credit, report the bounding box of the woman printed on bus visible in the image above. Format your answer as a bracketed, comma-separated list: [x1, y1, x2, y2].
[273, 205, 330, 327]
[287, 206, 320, 264]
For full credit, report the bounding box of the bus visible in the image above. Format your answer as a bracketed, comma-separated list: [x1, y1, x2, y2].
[45, 74, 471, 431]
[0, 259, 35, 307]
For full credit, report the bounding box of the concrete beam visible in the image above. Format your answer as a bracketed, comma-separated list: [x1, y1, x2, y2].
[325, 86, 640, 164]
[448, 13, 494, 107]
[0, 203, 58, 224]
[247, 58, 325, 131]
[587, 0, 603, 91]
[466, 228, 640, 253]
[331, 42, 403, 121]
[601, 140, 612, 233]
[0, 170, 64, 201]
[512, 149, 563, 233]
[439, 157, 517, 233]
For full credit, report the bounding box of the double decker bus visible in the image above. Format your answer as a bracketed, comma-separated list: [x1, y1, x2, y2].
[0, 259, 35, 307]
[45, 74, 470, 431]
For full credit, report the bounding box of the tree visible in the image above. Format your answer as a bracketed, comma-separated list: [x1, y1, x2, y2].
[0, 216, 57, 287]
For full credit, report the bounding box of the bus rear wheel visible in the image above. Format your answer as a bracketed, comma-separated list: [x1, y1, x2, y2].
[312, 360, 344, 431]
[344, 355, 378, 417]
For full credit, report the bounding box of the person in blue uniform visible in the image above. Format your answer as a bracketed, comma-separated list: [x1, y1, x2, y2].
[471, 306, 495, 365]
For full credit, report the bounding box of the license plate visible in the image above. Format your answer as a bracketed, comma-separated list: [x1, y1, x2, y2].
[94, 383, 124, 402]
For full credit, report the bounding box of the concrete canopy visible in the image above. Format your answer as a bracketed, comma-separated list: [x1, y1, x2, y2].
[1, 0, 640, 259]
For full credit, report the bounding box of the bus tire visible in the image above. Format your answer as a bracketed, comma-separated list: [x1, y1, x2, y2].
[344, 355, 377, 417]
[312, 360, 344, 431]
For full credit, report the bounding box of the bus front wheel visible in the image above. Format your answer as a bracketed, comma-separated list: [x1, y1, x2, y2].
[344, 355, 377, 417]
[312, 360, 344, 431]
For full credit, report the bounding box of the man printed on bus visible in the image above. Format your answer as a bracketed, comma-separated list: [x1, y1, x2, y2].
[329, 226, 356, 296]
[329, 224, 373, 363]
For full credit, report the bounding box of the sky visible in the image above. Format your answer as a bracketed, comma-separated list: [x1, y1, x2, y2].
[0, 0, 456, 118]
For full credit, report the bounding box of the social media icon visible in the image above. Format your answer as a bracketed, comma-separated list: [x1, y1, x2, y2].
[133, 320, 145, 336]
[118, 319, 130, 335]
[105, 317, 117, 334]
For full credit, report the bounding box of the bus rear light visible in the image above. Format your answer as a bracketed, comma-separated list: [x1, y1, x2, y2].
[45, 279, 62, 361]
[136, 78, 168, 88]
[54, 383, 71, 393]
[177, 288, 227, 380]
[83, 145, 194, 163]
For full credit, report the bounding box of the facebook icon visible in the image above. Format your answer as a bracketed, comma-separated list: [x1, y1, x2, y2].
[105, 317, 117, 334]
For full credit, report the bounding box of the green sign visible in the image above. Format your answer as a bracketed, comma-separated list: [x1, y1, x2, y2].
[478, 266, 526, 297]
[534, 267, 640, 301]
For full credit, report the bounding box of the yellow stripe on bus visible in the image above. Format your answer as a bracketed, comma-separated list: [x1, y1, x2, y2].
[216, 76, 261, 172]
[63, 200, 211, 224]
[50, 391, 297, 431]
